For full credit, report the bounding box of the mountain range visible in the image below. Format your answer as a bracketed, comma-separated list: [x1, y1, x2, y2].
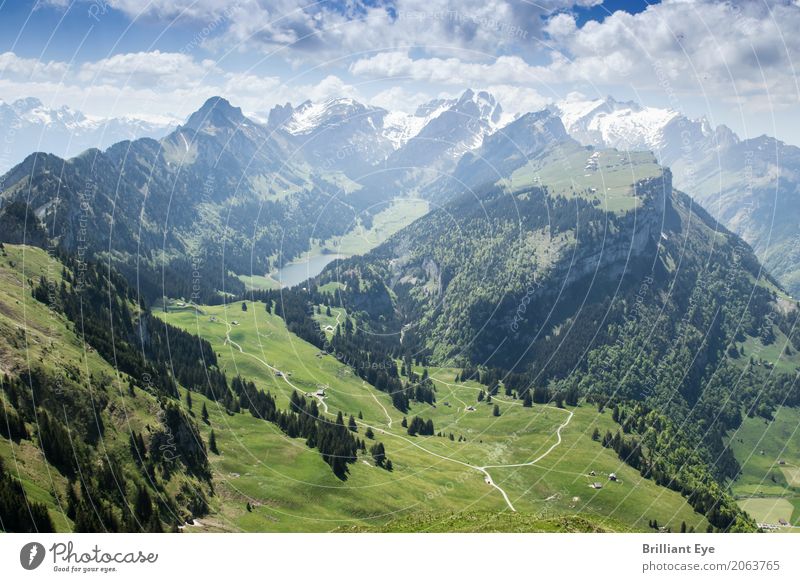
[1, 89, 799, 533]
[3, 90, 796, 298]
[0, 97, 176, 174]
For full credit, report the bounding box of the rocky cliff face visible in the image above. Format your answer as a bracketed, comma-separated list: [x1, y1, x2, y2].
[542, 171, 669, 294]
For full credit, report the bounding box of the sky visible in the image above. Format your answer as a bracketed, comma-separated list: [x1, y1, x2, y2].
[0, 0, 798, 143]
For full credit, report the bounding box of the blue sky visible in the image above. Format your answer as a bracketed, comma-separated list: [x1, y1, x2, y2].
[0, 0, 797, 143]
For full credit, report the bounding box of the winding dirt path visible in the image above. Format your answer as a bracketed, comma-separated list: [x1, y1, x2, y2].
[224, 319, 572, 512]
[370, 391, 393, 428]
[224, 320, 329, 413]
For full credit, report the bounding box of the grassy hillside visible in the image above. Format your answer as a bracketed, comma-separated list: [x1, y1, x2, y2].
[728, 407, 800, 530]
[160, 299, 707, 532]
[0, 243, 212, 532]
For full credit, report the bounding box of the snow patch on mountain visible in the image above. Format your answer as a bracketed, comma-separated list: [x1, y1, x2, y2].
[0, 97, 176, 173]
[554, 94, 691, 152]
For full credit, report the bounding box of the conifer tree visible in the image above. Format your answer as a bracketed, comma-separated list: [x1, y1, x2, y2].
[209, 429, 219, 454]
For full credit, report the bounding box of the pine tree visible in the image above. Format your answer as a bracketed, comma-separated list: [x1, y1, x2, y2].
[348, 415, 358, 432]
[134, 486, 153, 523]
[523, 392, 532, 407]
[186, 390, 193, 411]
[241, 302, 248, 311]
[209, 430, 219, 454]
[365, 427, 375, 439]
[385, 459, 393, 472]
[591, 427, 601, 441]
[370, 442, 386, 467]
[401, 417, 408, 428]
[492, 404, 500, 417]
[201, 402, 209, 424]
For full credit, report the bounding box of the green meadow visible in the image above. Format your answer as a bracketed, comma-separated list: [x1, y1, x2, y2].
[160, 299, 707, 532]
[728, 406, 800, 529]
[504, 146, 662, 214]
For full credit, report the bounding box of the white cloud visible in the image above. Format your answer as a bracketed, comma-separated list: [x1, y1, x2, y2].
[485, 85, 550, 120]
[102, 0, 596, 58]
[369, 86, 436, 113]
[0, 52, 70, 80]
[77, 51, 219, 89]
[350, 52, 554, 86]
[542, 0, 800, 108]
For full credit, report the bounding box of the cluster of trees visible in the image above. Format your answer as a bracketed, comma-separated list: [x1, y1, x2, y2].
[0, 456, 54, 532]
[369, 442, 392, 470]
[228, 375, 387, 481]
[406, 416, 435, 436]
[32, 267, 177, 398]
[598, 401, 755, 532]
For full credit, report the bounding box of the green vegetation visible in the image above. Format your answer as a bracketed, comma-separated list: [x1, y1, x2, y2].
[505, 146, 662, 213]
[238, 198, 430, 291]
[290, 170, 800, 531]
[337, 511, 628, 533]
[159, 300, 709, 532]
[0, 244, 212, 532]
[729, 407, 800, 529]
[325, 198, 430, 256]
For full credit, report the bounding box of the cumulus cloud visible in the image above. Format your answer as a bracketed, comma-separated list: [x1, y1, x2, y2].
[350, 52, 553, 86]
[77, 51, 219, 89]
[542, 0, 800, 108]
[0, 52, 70, 80]
[349, 1, 800, 112]
[369, 86, 438, 113]
[102, 0, 597, 58]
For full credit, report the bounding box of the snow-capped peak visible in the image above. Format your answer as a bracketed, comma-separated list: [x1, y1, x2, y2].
[554, 93, 681, 152]
[381, 98, 458, 150]
[0, 96, 177, 173]
[283, 97, 373, 135]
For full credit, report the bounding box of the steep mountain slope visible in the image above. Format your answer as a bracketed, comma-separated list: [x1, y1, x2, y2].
[427, 109, 572, 200]
[268, 97, 398, 177]
[305, 143, 799, 530]
[0, 97, 360, 303]
[0, 97, 175, 173]
[385, 90, 503, 177]
[554, 95, 800, 298]
[0, 243, 213, 532]
[263, 90, 506, 194]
